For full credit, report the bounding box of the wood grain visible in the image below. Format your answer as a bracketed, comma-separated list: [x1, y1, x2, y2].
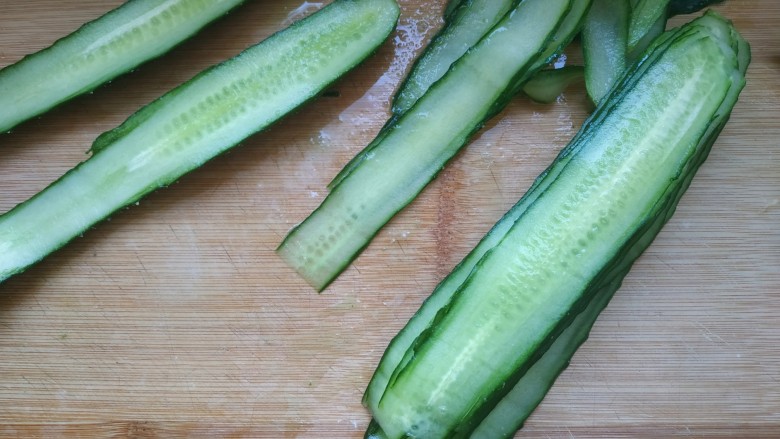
[0, 1, 778, 437]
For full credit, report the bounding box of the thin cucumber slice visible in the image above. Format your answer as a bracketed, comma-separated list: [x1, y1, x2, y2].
[628, 0, 670, 52]
[277, 0, 580, 292]
[0, 0, 244, 134]
[367, 12, 748, 439]
[0, 0, 400, 283]
[521, 66, 584, 104]
[391, 0, 517, 116]
[582, 0, 630, 105]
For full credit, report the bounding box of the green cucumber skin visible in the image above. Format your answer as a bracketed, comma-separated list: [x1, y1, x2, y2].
[368, 12, 747, 439]
[277, 0, 586, 292]
[0, 0, 400, 283]
[0, 0, 245, 134]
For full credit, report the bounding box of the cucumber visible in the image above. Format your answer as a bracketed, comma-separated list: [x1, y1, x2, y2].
[365, 11, 748, 438]
[0, 0, 400, 283]
[277, 0, 590, 291]
[0, 0, 245, 134]
[582, 0, 630, 105]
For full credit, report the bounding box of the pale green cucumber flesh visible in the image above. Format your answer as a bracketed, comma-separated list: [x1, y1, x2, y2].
[582, 0, 630, 105]
[277, 0, 573, 292]
[0, 0, 245, 133]
[370, 16, 743, 439]
[368, 116, 732, 438]
[521, 66, 584, 104]
[0, 0, 400, 282]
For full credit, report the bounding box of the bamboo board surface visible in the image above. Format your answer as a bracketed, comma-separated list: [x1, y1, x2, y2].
[0, 1, 778, 437]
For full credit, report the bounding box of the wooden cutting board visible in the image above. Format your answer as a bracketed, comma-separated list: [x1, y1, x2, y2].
[0, 1, 777, 437]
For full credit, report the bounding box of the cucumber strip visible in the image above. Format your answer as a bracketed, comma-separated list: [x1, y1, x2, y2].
[368, 12, 748, 438]
[521, 66, 584, 104]
[0, 0, 245, 134]
[391, 0, 517, 116]
[628, 0, 670, 52]
[277, 0, 584, 292]
[0, 0, 400, 283]
[582, 0, 630, 105]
